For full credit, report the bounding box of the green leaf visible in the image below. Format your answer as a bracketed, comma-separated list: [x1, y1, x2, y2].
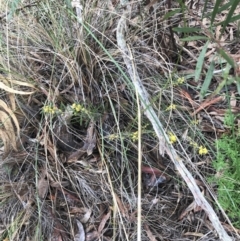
[217, 14, 240, 26]
[200, 61, 215, 99]
[173, 27, 201, 33]
[163, 9, 181, 20]
[216, 48, 235, 67]
[205, 1, 231, 18]
[221, 0, 240, 34]
[195, 41, 209, 82]
[211, 0, 224, 25]
[201, 0, 209, 19]
[180, 36, 208, 41]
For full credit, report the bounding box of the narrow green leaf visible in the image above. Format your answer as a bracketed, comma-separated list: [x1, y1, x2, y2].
[217, 14, 240, 26]
[180, 36, 208, 41]
[221, 0, 240, 34]
[205, 1, 232, 18]
[163, 9, 181, 20]
[173, 27, 201, 33]
[211, 0, 224, 25]
[195, 41, 209, 82]
[201, 0, 209, 19]
[200, 61, 215, 99]
[217, 49, 235, 67]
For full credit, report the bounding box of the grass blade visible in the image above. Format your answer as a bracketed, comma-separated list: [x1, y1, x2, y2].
[217, 14, 240, 26]
[216, 48, 235, 67]
[200, 61, 215, 99]
[205, 2, 232, 18]
[195, 41, 209, 82]
[173, 27, 201, 33]
[180, 36, 208, 41]
[221, 0, 240, 34]
[211, 0, 224, 25]
[163, 9, 181, 20]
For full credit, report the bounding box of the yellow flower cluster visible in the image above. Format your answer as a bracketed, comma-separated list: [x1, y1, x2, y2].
[198, 146, 208, 155]
[42, 105, 59, 114]
[108, 134, 119, 140]
[169, 134, 208, 155]
[168, 132, 177, 144]
[177, 77, 185, 84]
[131, 131, 138, 142]
[71, 103, 90, 115]
[166, 104, 176, 111]
[189, 140, 198, 149]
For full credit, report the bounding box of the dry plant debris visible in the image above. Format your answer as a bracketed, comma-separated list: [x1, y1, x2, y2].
[0, 0, 240, 240]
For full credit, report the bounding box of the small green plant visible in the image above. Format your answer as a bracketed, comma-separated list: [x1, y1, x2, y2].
[211, 110, 240, 228]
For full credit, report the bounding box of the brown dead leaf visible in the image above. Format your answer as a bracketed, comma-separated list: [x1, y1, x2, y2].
[37, 171, 48, 199]
[142, 165, 169, 186]
[74, 220, 85, 241]
[144, 224, 157, 241]
[67, 120, 96, 162]
[98, 210, 111, 233]
[178, 88, 198, 108]
[57, 188, 81, 206]
[70, 207, 91, 223]
[191, 96, 223, 116]
[85, 120, 96, 156]
[114, 193, 129, 219]
[179, 200, 202, 220]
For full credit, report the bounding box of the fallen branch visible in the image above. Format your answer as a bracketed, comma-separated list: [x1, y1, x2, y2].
[116, 2, 232, 241]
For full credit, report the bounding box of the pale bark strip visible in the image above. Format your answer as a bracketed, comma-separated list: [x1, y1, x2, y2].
[116, 4, 232, 241]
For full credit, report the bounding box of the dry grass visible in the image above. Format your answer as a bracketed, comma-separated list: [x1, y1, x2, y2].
[0, 0, 239, 240]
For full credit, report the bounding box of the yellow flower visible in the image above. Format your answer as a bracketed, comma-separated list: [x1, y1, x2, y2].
[199, 146, 208, 155]
[166, 104, 176, 111]
[43, 105, 53, 113]
[72, 103, 82, 112]
[191, 120, 199, 125]
[42, 105, 59, 114]
[108, 134, 118, 140]
[71, 103, 77, 109]
[177, 77, 185, 84]
[190, 140, 198, 149]
[75, 104, 82, 112]
[168, 132, 177, 144]
[131, 131, 138, 142]
[42, 105, 50, 113]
